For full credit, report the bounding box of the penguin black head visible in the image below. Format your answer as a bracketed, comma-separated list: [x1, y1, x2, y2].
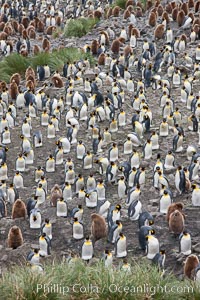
[163, 190, 168, 195]
[156, 166, 160, 171]
[168, 151, 172, 155]
[194, 159, 198, 163]
[74, 217, 78, 222]
[20, 134, 24, 139]
[45, 218, 49, 224]
[178, 166, 182, 170]
[78, 204, 82, 209]
[38, 183, 42, 188]
[192, 184, 197, 189]
[163, 118, 166, 122]
[116, 204, 121, 211]
[136, 184, 140, 189]
[160, 249, 165, 255]
[41, 232, 46, 238]
[105, 249, 111, 255]
[151, 229, 155, 235]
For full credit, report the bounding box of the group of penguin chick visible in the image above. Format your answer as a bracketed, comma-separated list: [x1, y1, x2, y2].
[1, 0, 200, 282]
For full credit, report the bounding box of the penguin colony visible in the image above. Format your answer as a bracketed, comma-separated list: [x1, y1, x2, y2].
[0, 0, 200, 282]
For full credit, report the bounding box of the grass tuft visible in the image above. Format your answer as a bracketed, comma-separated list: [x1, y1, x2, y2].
[112, 0, 127, 9]
[0, 49, 95, 82]
[0, 259, 198, 300]
[64, 17, 99, 38]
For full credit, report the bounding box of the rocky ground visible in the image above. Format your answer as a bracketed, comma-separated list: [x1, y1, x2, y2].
[0, 0, 200, 279]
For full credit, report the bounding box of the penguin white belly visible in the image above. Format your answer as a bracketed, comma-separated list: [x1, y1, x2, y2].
[135, 124, 143, 139]
[139, 173, 145, 185]
[146, 237, 159, 259]
[2, 132, 11, 144]
[16, 159, 25, 172]
[73, 223, 84, 239]
[124, 142, 132, 154]
[195, 270, 200, 283]
[22, 124, 31, 137]
[153, 173, 159, 188]
[36, 190, 45, 204]
[30, 254, 40, 265]
[144, 144, 152, 159]
[130, 155, 140, 168]
[41, 115, 49, 126]
[98, 200, 110, 218]
[105, 256, 113, 268]
[55, 152, 63, 165]
[85, 192, 97, 208]
[16, 94, 25, 108]
[97, 187, 106, 200]
[43, 226, 52, 240]
[77, 145, 85, 159]
[175, 173, 181, 193]
[63, 187, 72, 201]
[110, 149, 118, 162]
[191, 166, 199, 181]
[128, 173, 136, 187]
[173, 74, 181, 85]
[109, 122, 118, 133]
[7, 190, 15, 204]
[46, 160, 55, 172]
[187, 146, 196, 161]
[116, 239, 127, 258]
[47, 125, 56, 138]
[99, 159, 109, 175]
[118, 114, 126, 127]
[151, 136, 159, 150]
[127, 81, 134, 92]
[192, 190, 200, 206]
[13, 176, 23, 188]
[65, 171, 75, 184]
[180, 238, 191, 255]
[118, 182, 126, 199]
[57, 202, 67, 217]
[83, 157, 92, 169]
[82, 244, 93, 260]
[130, 36, 137, 48]
[175, 137, 183, 152]
[29, 106, 37, 118]
[39, 239, 48, 256]
[160, 124, 168, 136]
[30, 214, 41, 229]
[164, 157, 174, 169]
[159, 196, 171, 214]
[79, 107, 87, 121]
[112, 211, 121, 223]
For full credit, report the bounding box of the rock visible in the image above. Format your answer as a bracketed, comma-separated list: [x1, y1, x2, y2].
[149, 199, 159, 206]
[193, 243, 200, 253]
[1, 255, 8, 262]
